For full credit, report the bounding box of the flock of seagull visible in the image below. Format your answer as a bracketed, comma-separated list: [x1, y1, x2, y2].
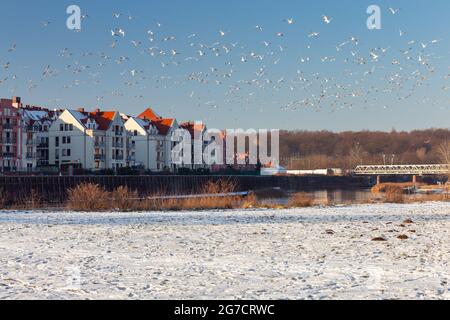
[0, 6, 449, 121]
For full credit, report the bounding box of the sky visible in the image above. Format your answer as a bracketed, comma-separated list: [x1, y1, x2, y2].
[0, 0, 448, 131]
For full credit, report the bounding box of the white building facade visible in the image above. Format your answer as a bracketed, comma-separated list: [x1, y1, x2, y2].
[49, 109, 128, 171]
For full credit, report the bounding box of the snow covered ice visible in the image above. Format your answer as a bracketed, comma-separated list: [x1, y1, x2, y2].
[0, 202, 449, 300]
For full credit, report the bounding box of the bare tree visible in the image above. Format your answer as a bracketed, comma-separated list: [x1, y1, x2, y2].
[438, 141, 450, 164]
[437, 141, 450, 185]
[349, 143, 366, 168]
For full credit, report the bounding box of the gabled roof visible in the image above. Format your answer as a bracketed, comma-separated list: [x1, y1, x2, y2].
[66, 109, 120, 131]
[88, 111, 117, 130]
[129, 117, 153, 131]
[137, 108, 162, 121]
[180, 122, 206, 138]
[152, 118, 175, 136]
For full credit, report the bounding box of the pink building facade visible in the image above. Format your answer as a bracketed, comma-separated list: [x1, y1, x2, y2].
[0, 97, 22, 172]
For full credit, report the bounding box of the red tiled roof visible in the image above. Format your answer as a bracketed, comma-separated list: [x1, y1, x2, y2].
[152, 118, 175, 136]
[0, 99, 13, 108]
[180, 122, 206, 138]
[87, 111, 117, 130]
[138, 108, 161, 121]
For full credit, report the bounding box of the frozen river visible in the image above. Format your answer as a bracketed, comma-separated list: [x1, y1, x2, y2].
[0, 202, 449, 299]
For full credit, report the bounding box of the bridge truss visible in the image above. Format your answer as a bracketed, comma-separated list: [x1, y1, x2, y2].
[354, 164, 450, 176]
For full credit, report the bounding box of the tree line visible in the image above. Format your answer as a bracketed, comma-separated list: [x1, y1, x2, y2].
[279, 129, 450, 170]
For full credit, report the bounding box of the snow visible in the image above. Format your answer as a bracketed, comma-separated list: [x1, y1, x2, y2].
[0, 202, 449, 300]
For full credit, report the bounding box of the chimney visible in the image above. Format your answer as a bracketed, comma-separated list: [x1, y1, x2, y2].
[12, 96, 21, 108]
[95, 108, 101, 113]
[77, 107, 85, 113]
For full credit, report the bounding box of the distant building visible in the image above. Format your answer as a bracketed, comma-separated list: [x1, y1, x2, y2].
[0, 97, 22, 172]
[0, 96, 217, 174]
[179, 121, 209, 171]
[135, 108, 179, 171]
[21, 107, 56, 171]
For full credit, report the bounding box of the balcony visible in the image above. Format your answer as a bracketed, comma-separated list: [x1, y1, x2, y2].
[94, 141, 106, 148]
[26, 152, 36, 160]
[37, 160, 49, 167]
[2, 138, 17, 144]
[114, 131, 123, 136]
[26, 126, 38, 132]
[127, 155, 136, 162]
[112, 155, 124, 161]
[37, 142, 49, 148]
[94, 154, 106, 161]
[1, 123, 14, 130]
[26, 139, 37, 146]
[112, 142, 124, 148]
[1, 152, 15, 158]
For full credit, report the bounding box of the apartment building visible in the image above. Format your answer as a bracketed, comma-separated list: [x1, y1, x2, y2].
[0, 97, 22, 172]
[179, 121, 210, 170]
[134, 108, 179, 171]
[49, 109, 127, 171]
[21, 107, 55, 171]
[0, 96, 213, 174]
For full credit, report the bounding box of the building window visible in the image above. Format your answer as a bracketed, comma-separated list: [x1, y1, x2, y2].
[60, 124, 64, 131]
[67, 149, 71, 157]
[62, 137, 66, 144]
[55, 137, 59, 147]
[69, 124, 73, 131]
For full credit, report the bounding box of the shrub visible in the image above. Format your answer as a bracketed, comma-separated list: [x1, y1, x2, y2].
[288, 192, 314, 208]
[384, 189, 404, 204]
[0, 188, 7, 209]
[112, 186, 139, 211]
[67, 183, 110, 211]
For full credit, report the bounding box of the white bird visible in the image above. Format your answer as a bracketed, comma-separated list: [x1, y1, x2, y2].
[284, 18, 294, 25]
[111, 28, 126, 37]
[131, 40, 141, 47]
[219, 30, 226, 37]
[113, 12, 121, 18]
[370, 51, 379, 61]
[308, 32, 320, 38]
[389, 7, 400, 15]
[8, 43, 16, 52]
[322, 15, 332, 24]
[276, 32, 284, 37]
[41, 21, 51, 27]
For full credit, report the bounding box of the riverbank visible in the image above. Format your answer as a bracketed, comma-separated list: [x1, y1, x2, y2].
[0, 202, 449, 299]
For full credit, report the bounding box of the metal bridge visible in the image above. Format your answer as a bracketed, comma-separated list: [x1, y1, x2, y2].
[354, 164, 450, 176]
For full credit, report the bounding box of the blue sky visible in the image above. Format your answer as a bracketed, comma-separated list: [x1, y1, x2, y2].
[0, 0, 448, 131]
